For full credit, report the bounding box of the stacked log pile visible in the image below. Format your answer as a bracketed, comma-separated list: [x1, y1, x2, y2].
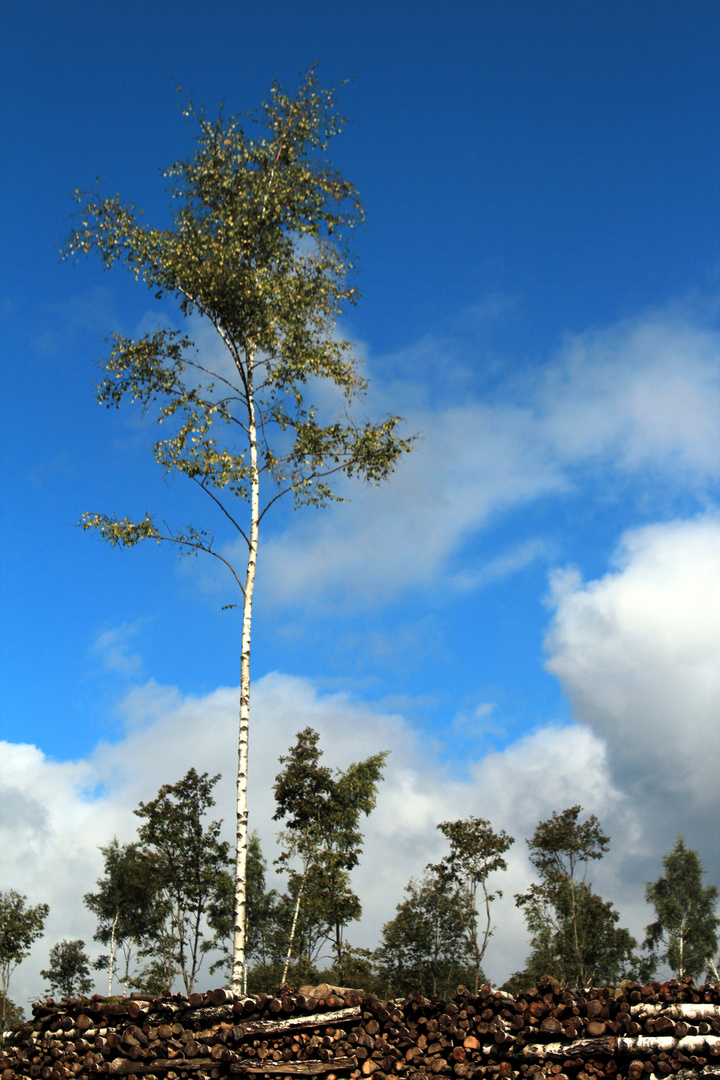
[2, 980, 719, 1080]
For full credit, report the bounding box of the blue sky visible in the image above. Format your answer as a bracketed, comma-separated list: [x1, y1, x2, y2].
[1, 1, 719, 1005]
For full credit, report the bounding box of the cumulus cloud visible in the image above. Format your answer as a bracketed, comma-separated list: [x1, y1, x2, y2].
[1, 677, 430, 1010]
[544, 514, 720, 885]
[254, 301, 719, 609]
[5, 529, 715, 1012]
[0, 673, 626, 1008]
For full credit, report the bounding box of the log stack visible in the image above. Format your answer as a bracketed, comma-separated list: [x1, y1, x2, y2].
[2, 979, 719, 1080]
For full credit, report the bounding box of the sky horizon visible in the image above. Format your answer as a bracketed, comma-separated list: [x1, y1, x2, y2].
[1, 0, 719, 1012]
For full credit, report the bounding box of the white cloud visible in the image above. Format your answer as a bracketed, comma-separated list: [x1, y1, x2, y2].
[254, 301, 719, 610]
[0, 672, 625, 1010]
[91, 620, 148, 675]
[544, 514, 720, 880]
[544, 515, 720, 792]
[537, 304, 720, 476]
[5, 537, 716, 1013]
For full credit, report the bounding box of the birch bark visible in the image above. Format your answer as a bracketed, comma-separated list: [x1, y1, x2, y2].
[108, 909, 119, 995]
[232, 349, 258, 995]
[282, 871, 307, 986]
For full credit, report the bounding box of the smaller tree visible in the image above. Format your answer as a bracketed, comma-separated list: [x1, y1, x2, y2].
[130, 925, 180, 996]
[429, 817, 514, 993]
[273, 728, 387, 982]
[520, 878, 639, 986]
[134, 768, 232, 995]
[644, 836, 719, 981]
[375, 868, 479, 998]
[0, 992, 24, 1030]
[41, 940, 93, 998]
[515, 805, 638, 987]
[0, 891, 49, 1028]
[267, 865, 338, 986]
[84, 839, 165, 994]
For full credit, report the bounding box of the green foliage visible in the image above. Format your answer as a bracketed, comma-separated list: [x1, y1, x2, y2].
[273, 727, 388, 981]
[0, 992, 25, 1031]
[0, 891, 49, 1027]
[515, 806, 638, 988]
[375, 869, 479, 998]
[65, 67, 413, 551]
[644, 836, 719, 981]
[499, 970, 535, 995]
[84, 838, 165, 994]
[134, 768, 232, 994]
[40, 940, 93, 999]
[429, 817, 514, 993]
[525, 805, 610, 884]
[520, 878, 639, 987]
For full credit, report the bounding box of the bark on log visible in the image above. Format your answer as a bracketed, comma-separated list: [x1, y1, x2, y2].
[630, 1003, 720, 1020]
[6, 980, 720, 1080]
[507, 1036, 617, 1061]
[108, 1058, 217, 1074]
[617, 1034, 720, 1053]
[298, 986, 361, 1000]
[232, 1058, 358, 1075]
[233, 1008, 362, 1040]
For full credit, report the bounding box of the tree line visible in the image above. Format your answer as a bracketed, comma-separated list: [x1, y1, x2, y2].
[2, 728, 718, 1028]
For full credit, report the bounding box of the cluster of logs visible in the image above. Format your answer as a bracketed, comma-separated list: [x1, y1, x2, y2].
[2, 979, 719, 1080]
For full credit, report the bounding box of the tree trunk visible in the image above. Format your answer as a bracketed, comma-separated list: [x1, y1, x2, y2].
[108, 908, 119, 996]
[282, 871, 307, 985]
[231, 350, 259, 995]
[335, 922, 344, 983]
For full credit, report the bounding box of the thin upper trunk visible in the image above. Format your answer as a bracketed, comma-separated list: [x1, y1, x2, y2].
[282, 871, 307, 985]
[476, 880, 493, 993]
[570, 877, 583, 985]
[231, 348, 258, 994]
[335, 922, 343, 983]
[108, 908, 119, 995]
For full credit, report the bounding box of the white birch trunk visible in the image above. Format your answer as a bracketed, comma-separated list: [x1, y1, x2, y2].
[282, 871, 307, 985]
[108, 908, 119, 996]
[231, 349, 259, 995]
[631, 1003, 720, 1020]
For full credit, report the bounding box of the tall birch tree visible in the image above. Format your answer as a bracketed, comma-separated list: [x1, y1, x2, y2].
[64, 70, 412, 993]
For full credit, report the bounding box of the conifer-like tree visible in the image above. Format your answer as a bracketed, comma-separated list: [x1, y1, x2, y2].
[64, 69, 412, 992]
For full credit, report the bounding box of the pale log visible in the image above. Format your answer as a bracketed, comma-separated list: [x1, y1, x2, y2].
[233, 1008, 362, 1040]
[232, 1059, 359, 1075]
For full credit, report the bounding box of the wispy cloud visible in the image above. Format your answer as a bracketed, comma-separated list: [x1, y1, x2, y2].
[90, 619, 149, 675]
[251, 300, 718, 611]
